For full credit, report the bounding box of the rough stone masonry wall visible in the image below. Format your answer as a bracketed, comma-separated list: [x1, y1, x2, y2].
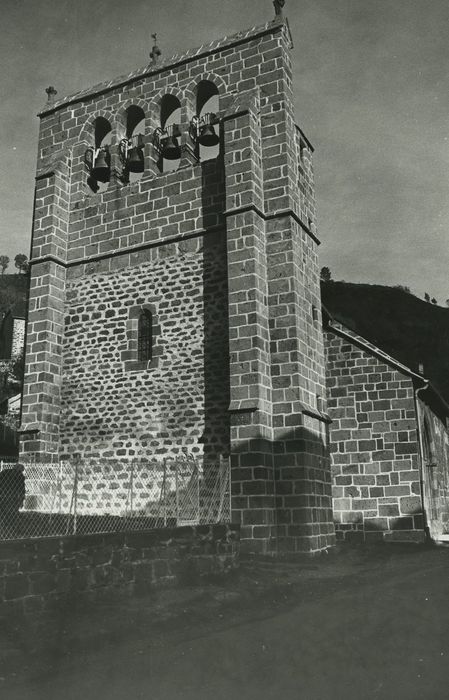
[0, 525, 239, 619]
[11, 319, 25, 360]
[60, 229, 229, 461]
[325, 330, 425, 543]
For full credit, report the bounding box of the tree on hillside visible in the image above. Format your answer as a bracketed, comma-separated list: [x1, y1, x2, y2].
[14, 254, 28, 274]
[0, 256, 9, 275]
[432, 298, 437, 305]
[424, 292, 430, 302]
[320, 266, 332, 283]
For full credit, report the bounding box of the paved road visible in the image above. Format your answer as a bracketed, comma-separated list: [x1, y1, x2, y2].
[4, 547, 449, 700]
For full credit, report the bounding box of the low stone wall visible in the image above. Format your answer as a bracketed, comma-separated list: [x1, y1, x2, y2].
[0, 524, 239, 618]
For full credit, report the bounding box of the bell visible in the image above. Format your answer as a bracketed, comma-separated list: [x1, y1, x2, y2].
[198, 123, 219, 147]
[161, 135, 181, 160]
[91, 148, 110, 183]
[127, 147, 144, 173]
[87, 175, 99, 193]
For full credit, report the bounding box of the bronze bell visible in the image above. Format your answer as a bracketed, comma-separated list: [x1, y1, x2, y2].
[127, 147, 144, 173]
[161, 135, 181, 160]
[91, 148, 110, 183]
[198, 123, 219, 147]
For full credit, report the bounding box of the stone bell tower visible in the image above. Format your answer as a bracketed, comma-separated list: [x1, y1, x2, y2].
[20, 4, 335, 554]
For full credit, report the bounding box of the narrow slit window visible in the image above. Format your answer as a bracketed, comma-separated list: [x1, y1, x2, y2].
[138, 309, 153, 363]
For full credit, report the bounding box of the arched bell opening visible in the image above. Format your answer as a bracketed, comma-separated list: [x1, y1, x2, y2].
[153, 94, 181, 173]
[85, 117, 112, 193]
[192, 81, 220, 162]
[123, 105, 145, 183]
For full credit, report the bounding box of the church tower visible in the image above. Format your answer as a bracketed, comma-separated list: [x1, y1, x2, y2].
[20, 6, 335, 554]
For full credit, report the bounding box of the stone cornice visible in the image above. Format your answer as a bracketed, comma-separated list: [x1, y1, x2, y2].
[29, 201, 319, 271]
[38, 21, 286, 117]
[224, 203, 320, 245]
[28, 227, 222, 270]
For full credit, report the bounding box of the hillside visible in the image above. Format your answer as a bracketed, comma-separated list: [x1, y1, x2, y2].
[321, 281, 449, 404]
[0, 274, 28, 315]
[1, 274, 448, 404]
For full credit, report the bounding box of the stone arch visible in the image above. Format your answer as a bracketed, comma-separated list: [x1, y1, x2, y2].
[122, 302, 162, 371]
[93, 116, 113, 148]
[185, 72, 227, 116]
[148, 86, 185, 126]
[160, 94, 182, 129]
[137, 307, 153, 363]
[186, 76, 223, 161]
[149, 93, 183, 173]
[79, 112, 114, 193]
[196, 80, 219, 116]
[78, 109, 116, 143]
[115, 98, 148, 140]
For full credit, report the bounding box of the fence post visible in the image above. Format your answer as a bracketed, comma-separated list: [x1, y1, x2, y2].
[217, 454, 231, 523]
[163, 459, 167, 527]
[175, 458, 179, 526]
[196, 457, 200, 524]
[57, 462, 63, 514]
[66, 463, 76, 536]
[73, 461, 79, 535]
[227, 455, 231, 522]
[218, 454, 224, 523]
[130, 461, 135, 516]
[48, 462, 59, 525]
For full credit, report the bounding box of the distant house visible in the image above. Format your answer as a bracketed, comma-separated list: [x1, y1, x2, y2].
[0, 300, 26, 458]
[324, 311, 449, 544]
[0, 300, 26, 360]
[0, 396, 20, 457]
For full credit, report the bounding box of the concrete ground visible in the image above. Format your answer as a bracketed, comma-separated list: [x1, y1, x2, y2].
[2, 542, 449, 699]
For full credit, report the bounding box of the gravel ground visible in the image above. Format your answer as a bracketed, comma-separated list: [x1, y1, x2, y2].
[1, 541, 449, 699]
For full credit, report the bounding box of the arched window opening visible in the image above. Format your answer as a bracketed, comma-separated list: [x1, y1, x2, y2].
[122, 305, 160, 371]
[95, 117, 112, 149]
[155, 95, 181, 173]
[195, 81, 219, 161]
[123, 106, 145, 183]
[126, 106, 145, 140]
[161, 95, 181, 131]
[85, 117, 112, 193]
[138, 309, 153, 363]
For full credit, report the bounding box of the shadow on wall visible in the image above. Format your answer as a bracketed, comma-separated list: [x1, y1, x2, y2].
[201, 158, 230, 463]
[229, 424, 336, 554]
[199, 154, 335, 552]
[334, 506, 426, 545]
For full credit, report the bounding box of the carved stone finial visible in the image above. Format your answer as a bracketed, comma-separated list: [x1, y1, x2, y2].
[45, 86, 58, 103]
[150, 32, 162, 64]
[273, 0, 286, 18]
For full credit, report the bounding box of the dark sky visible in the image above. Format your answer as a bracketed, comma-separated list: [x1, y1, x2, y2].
[1, 0, 448, 302]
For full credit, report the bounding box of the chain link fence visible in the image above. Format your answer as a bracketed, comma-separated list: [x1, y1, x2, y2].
[0, 455, 231, 541]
